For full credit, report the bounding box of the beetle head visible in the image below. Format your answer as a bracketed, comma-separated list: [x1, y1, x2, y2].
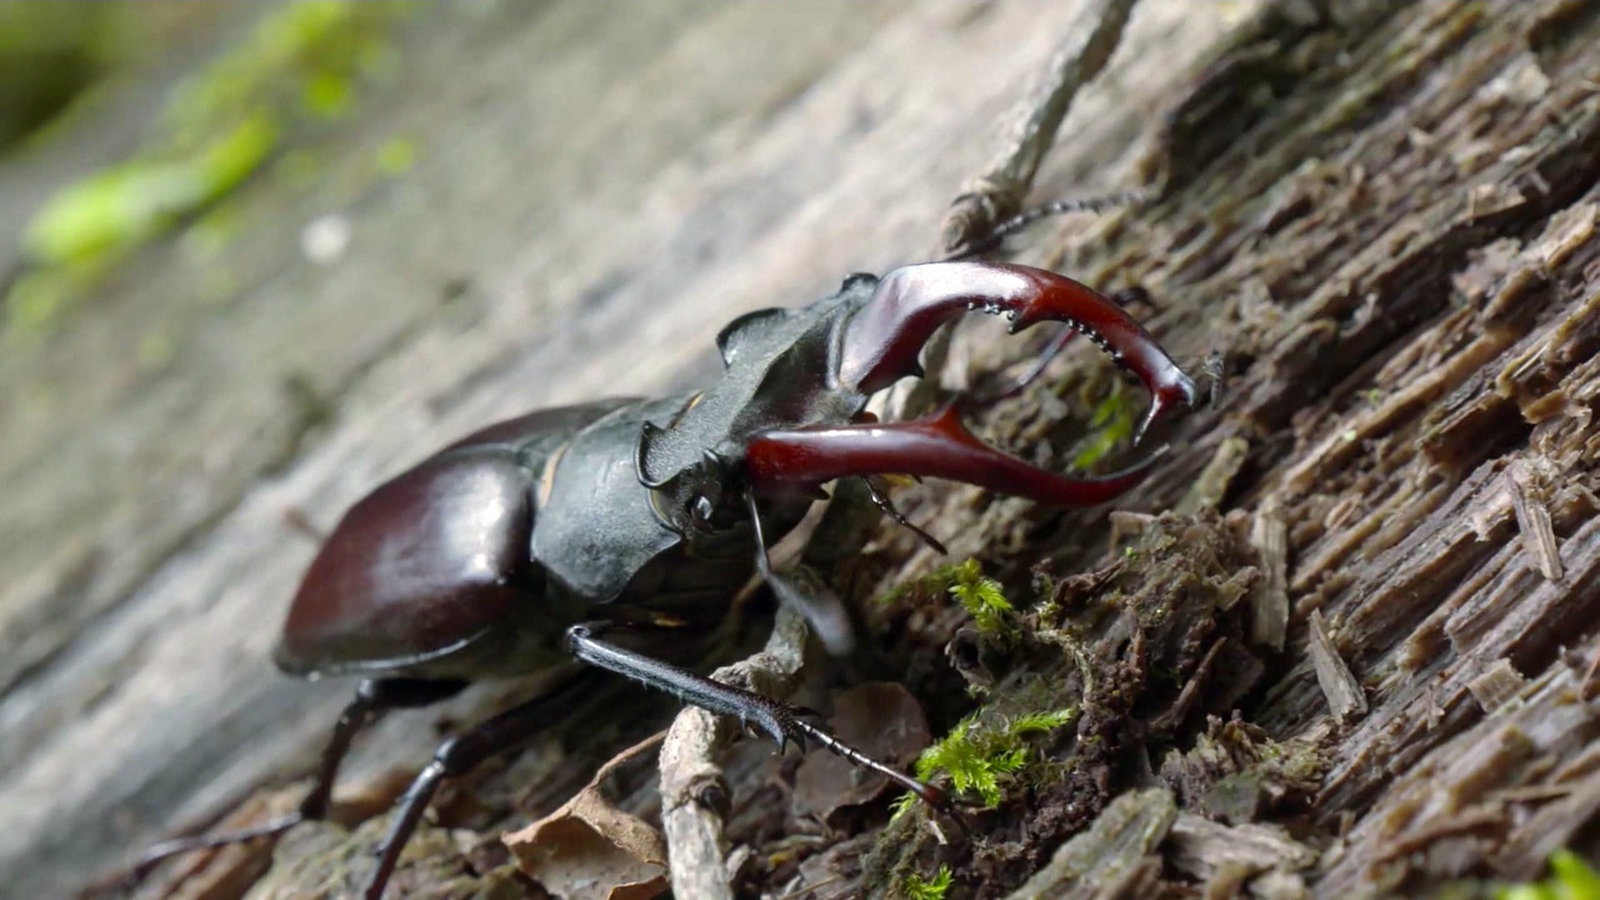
[638, 424, 747, 534]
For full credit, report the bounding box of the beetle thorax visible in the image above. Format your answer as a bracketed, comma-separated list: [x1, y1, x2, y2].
[635, 279, 876, 504]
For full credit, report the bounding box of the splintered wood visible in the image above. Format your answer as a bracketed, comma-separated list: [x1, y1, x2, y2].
[1307, 610, 1368, 720]
[1506, 458, 1566, 581]
[1249, 500, 1290, 653]
[877, 0, 1600, 896]
[1202, 1, 1600, 894]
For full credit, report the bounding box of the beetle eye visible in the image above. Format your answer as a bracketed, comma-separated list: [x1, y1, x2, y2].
[691, 495, 715, 524]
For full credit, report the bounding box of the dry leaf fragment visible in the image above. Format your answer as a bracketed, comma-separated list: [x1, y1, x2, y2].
[504, 733, 669, 900]
[792, 682, 932, 820]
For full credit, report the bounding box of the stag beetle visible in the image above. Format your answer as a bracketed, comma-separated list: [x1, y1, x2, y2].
[129, 260, 1197, 898]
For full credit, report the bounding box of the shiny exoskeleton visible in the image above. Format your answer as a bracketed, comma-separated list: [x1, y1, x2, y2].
[130, 261, 1197, 899]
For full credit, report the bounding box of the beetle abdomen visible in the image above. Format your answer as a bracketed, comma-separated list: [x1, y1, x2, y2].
[275, 402, 631, 679]
[275, 447, 536, 677]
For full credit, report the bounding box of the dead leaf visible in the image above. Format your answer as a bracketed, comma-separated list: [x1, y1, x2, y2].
[792, 682, 931, 819]
[504, 732, 669, 900]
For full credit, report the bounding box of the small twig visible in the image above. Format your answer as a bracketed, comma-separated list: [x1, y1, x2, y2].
[941, 0, 1142, 256]
[659, 606, 811, 900]
[899, 0, 1141, 422]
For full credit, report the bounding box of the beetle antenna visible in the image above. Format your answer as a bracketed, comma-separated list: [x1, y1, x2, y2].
[863, 476, 948, 555]
[746, 491, 774, 575]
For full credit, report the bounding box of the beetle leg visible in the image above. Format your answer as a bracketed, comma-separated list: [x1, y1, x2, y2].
[748, 403, 1163, 507]
[124, 678, 464, 887]
[363, 674, 599, 899]
[564, 624, 945, 807]
[838, 262, 1196, 442]
[943, 190, 1146, 260]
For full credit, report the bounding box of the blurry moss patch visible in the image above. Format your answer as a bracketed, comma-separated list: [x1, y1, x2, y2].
[181, 200, 250, 265]
[1498, 851, 1600, 900]
[1071, 383, 1139, 470]
[24, 114, 279, 266]
[162, 1, 409, 145]
[8, 1, 413, 335]
[376, 137, 416, 176]
[5, 266, 99, 334]
[902, 864, 953, 900]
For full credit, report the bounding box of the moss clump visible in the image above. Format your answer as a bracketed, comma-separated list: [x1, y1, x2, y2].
[24, 113, 279, 267]
[878, 558, 1018, 637]
[946, 559, 1015, 638]
[904, 706, 1078, 808]
[902, 863, 953, 899]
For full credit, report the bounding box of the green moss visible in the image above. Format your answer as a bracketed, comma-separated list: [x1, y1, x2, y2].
[902, 864, 953, 900]
[915, 717, 1026, 807]
[24, 113, 279, 265]
[6, 1, 412, 334]
[877, 558, 1019, 641]
[1008, 708, 1078, 735]
[909, 705, 1078, 808]
[947, 559, 1014, 636]
[302, 69, 355, 119]
[1071, 386, 1140, 469]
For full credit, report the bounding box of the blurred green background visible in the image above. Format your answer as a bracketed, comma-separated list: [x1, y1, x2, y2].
[3, 1, 411, 336]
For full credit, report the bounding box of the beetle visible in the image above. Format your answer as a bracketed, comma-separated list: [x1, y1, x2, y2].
[128, 260, 1197, 898]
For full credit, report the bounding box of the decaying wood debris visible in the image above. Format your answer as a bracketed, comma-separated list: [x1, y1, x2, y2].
[789, 0, 1600, 896]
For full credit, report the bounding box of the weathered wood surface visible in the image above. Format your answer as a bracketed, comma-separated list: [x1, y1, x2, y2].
[5, 0, 1600, 897]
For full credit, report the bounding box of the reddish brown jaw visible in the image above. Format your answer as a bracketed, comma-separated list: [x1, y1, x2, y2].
[746, 405, 1163, 507]
[837, 262, 1197, 442]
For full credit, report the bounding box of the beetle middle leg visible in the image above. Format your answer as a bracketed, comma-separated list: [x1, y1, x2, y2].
[564, 623, 945, 807]
[359, 672, 607, 898]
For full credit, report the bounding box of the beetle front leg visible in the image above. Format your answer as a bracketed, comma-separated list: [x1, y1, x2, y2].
[563, 624, 945, 807]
